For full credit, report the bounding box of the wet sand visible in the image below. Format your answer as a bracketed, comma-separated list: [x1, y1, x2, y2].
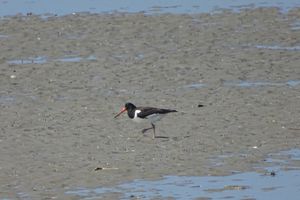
[0, 8, 300, 199]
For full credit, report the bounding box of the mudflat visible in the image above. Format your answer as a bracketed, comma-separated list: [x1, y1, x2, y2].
[0, 8, 300, 199]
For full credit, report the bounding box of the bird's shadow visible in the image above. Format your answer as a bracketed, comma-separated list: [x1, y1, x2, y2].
[154, 136, 169, 139]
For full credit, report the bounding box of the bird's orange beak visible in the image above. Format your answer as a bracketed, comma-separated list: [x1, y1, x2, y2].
[114, 107, 127, 118]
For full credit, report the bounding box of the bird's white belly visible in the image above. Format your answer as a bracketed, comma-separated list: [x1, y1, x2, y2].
[132, 116, 144, 123]
[132, 110, 163, 123]
[133, 110, 144, 123]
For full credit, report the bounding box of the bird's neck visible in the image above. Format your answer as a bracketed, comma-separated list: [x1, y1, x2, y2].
[127, 108, 136, 119]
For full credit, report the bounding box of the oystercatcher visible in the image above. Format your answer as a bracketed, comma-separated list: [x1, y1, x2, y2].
[114, 102, 177, 139]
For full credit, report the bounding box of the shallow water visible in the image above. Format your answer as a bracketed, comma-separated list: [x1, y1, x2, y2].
[182, 83, 207, 89]
[7, 56, 47, 65]
[269, 149, 300, 161]
[0, 0, 300, 17]
[66, 171, 300, 199]
[0, 34, 9, 38]
[7, 55, 97, 65]
[291, 20, 300, 30]
[253, 45, 300, 51]
[66, 149, 300, 200]
[182, 80, 300, 90]
[223, 80, 300, 88]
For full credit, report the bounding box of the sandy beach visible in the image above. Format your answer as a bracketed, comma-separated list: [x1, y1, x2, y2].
[0, 8, 300, 199]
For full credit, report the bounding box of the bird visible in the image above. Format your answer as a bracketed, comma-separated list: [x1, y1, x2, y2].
[114, 102, 177, 139]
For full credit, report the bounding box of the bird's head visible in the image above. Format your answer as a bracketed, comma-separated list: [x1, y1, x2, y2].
[114, 102, 136, 118]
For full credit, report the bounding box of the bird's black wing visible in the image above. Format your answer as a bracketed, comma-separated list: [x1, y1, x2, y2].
[137, 107, 177, 119]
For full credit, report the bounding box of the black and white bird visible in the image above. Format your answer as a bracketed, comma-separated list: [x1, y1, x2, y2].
[114, 102, 177, 139]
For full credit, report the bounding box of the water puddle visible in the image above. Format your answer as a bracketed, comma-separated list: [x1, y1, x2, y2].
[181, 80, 300, 90]
[7, 55, 97, 65]
[268, 149, 300, 162]
[66, 148, 300, 200]
[0, 95, 16, 105]
[291, 20, 300, 31]
[0, 93, 38, 106]
[209, 153, 248, 167]
[0, 34, 9, 39]
[182, 83, 206, 89]
[254, 45, 300, 51]
[7, 56, 47, 65]
[55, 55, 97, 62]
[241, 44, 300, 51]
[224, 80, 300, 87]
